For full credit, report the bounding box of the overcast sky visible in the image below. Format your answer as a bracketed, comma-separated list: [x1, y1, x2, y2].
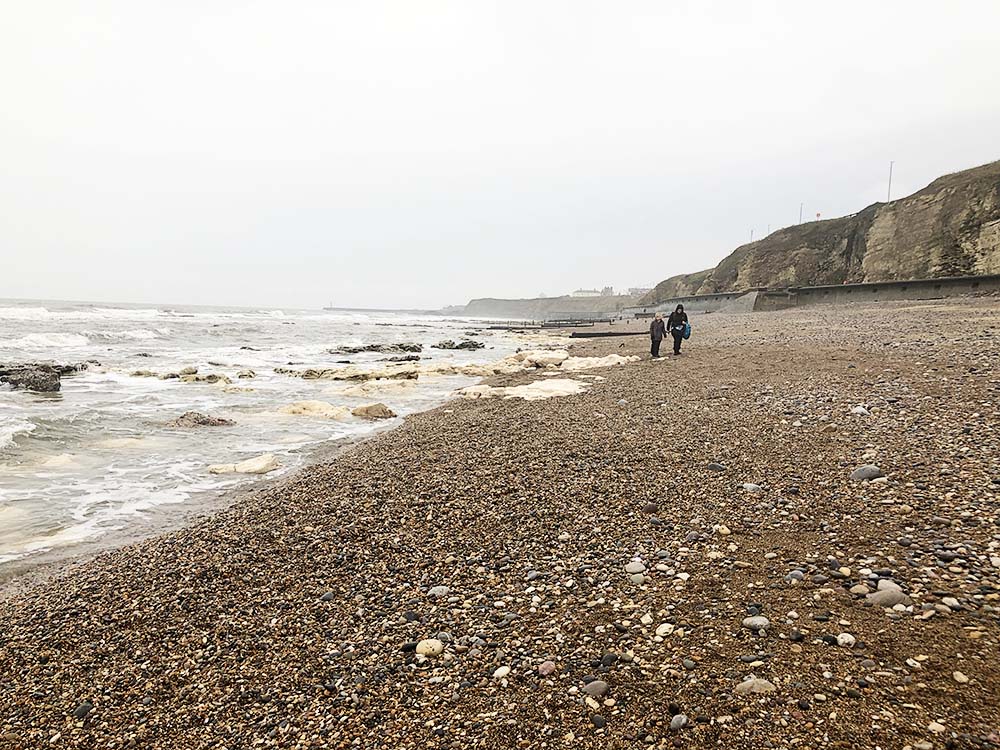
[2, 1, 999, 309]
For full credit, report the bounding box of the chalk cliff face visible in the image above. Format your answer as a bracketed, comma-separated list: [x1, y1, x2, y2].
[641, 160, 1000, 304]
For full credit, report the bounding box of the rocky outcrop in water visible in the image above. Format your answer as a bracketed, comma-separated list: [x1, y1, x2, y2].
[351, 403, 397, 420]
[167, 412, 237, 428]
[275, 365, 420, 381]
[332, 343, 423, 355]
[0, 362, 96, 393]
[641, 159, 1000, 304]
[0, 367, 61, 392]
[433, 339, 485, 351]
[207, 453, 279, 475]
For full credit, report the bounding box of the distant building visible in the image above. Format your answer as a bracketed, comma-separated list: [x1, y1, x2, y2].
[571, 288, 601, 297]
[628, 287, 652, 296]
[601, 286, 614, 296]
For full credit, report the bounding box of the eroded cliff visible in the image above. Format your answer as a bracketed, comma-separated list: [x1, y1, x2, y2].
[642, 160, 1000, 305]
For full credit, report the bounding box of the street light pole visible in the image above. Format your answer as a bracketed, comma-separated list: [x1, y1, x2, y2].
[887, 161, 894, 203]
[799, 203, 803, 224]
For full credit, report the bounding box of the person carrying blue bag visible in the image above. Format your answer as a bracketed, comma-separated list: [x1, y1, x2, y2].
[666, 304, 689, 355]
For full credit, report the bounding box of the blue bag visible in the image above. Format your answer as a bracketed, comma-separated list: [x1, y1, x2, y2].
[683, 322, 691, 340]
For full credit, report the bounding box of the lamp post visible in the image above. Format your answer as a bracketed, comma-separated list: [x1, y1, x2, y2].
[887, 160, 894, 203]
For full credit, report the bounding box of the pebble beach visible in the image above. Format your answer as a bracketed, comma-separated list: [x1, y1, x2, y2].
[1, 299, 999, 749]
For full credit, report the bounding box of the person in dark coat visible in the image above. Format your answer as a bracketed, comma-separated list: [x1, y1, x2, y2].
[666, 304, 688, 355]
[649, 312, 666, 358]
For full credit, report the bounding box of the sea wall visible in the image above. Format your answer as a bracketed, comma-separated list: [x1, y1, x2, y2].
[622, 274, 1000, 317]
[621, 290, 759, 317]
[755, 274, 1000, 311]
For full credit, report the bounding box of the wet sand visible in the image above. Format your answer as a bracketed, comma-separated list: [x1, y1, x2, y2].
[1, 299, 998, 749]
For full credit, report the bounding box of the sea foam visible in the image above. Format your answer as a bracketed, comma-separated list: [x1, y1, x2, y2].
[0, 333, 90, 348]
[0, 418, 36, 449]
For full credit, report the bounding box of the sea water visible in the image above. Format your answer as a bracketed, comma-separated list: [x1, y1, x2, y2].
[0, 299, 538, 574]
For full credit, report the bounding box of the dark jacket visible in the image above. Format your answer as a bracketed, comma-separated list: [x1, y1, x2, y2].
[667, 311, 688, 334]
[649, 318, 666, 341]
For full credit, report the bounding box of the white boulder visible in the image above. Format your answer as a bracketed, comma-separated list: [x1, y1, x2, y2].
[351, 403, 397, 420]
[208, 453, 280, 475]
[457, 379, 588, 401]
[514, 349, 570, 367]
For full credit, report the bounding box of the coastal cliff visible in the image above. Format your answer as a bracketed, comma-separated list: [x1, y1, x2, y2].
[641, 159, 1000, 304]
[460, 294, 636, 319]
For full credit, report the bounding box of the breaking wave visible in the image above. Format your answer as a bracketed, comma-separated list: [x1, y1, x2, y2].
[0, 306, 163, 322]
[0, 333, 90, 348]
[0, 418, 36, 449]
[83, 329, 159, 342]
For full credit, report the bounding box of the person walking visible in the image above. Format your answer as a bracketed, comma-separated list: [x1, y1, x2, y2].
[666, 304, 688, 355]
[649, 312, 666, 358]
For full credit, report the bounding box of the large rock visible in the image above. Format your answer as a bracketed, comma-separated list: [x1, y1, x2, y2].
[457, 378, 588, 401]
[278, 364, 420, 382]
[333, 343, 423, 355]
[0, 366, 61, 392]
[432, 339, 485, 351]
[0, 361, 99, 392]
[351, 403, 397, 420]
[1, 362, 96, 392]
[208, 453, 280, 475]
[179, 373, 231, 384]
[167, 411, 236, 428]
[513, 350, 570, 367]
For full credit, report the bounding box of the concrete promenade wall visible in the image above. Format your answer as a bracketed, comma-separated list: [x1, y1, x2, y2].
[755, 274, 1000, 311]
[626, 275, 1000, 317]
[622, 290, 762, 317]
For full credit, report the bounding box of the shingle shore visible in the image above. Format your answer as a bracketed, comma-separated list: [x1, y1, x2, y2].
[1, 300, 998, 749]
